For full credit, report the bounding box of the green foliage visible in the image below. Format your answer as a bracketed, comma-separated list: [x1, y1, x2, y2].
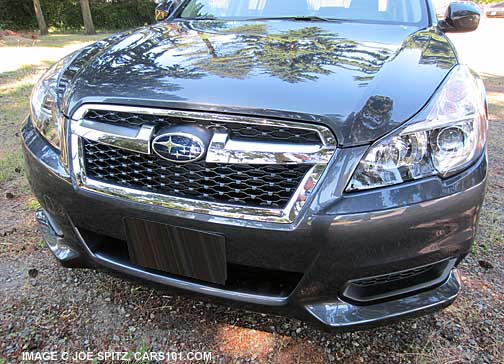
[477, 0, 504, 4]
[0, 0, 156, 32]
[43, 0, 83, 30]
[0, 0, 36, 30]
[90, 0, 156, 30]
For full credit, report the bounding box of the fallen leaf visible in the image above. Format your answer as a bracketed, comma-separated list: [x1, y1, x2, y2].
[478, 260, 494, 269]
[28, 268, 39, 278]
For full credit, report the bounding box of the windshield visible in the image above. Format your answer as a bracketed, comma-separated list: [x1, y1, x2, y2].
[179, 0, 426, 24]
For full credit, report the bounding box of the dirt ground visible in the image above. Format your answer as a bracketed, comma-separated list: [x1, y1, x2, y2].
[0, 18, 503, 364]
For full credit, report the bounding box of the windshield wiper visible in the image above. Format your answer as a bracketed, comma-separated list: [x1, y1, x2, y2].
[248, 16, 340, 22]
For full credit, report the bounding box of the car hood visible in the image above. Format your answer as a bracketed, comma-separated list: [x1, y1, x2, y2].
[64, 20, 457, 146]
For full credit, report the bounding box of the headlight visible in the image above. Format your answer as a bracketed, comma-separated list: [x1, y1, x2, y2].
[347, 65, 487, 192]
[30, 54, 74, 150]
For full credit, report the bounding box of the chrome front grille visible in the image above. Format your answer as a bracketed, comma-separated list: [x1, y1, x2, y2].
[70, 104, 337, 224]
[83, 139, 311, 208]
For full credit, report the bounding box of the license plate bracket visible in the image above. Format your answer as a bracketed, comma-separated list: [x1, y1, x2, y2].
[124, 218, 227, 285]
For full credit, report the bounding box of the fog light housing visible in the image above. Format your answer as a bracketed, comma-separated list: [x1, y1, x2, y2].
[35, 209, 78, 261]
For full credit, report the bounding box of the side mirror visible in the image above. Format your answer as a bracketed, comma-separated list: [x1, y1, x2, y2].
[155, 1, 177, 22]
[438, 2, 480, 33]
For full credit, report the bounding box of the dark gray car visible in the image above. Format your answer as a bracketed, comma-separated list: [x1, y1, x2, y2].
[22, 0, 487, 330]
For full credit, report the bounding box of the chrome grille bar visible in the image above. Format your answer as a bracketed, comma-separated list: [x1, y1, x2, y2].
[71, 103, 337, 145]
[206, 132, 331, 165]
[73, 119, 155, 154]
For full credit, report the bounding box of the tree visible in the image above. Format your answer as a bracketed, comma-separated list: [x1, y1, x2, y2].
[32, 0, 48, 36]
[80, 0, 96, 35]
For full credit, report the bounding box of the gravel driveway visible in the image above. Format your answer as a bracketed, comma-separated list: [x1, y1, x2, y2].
[1, 18, 503, 364]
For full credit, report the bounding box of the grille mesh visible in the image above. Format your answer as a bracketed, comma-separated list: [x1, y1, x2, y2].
[352, 266, 432, 287]
[84, 109, 322, 144]
[83, 139, 312, 208]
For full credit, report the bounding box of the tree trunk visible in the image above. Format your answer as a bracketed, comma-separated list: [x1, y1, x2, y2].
[80, 0, 96, 35]
[32, 0, 48, 36]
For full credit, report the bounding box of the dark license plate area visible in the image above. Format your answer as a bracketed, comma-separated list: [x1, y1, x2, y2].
[124, 218, 227, 285]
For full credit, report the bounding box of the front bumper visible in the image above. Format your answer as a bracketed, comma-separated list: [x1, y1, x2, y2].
[22, 115, 487, 329]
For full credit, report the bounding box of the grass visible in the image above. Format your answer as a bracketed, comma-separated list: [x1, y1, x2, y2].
[0, 35, 98, 191]
[36, 239, 45, 250]
[0, 64, 46, 130]
[0, 63, 42, 82]
[478, 209, 504, 246]
[26, 198, 40, 211]
[0, 64, 42, 184]
[482, 73, 504, 121]
[126, 342, 151, 364]
[472, 208, 503, 254]
[0, 32, 111, 48]
[0, 151, 24, 184]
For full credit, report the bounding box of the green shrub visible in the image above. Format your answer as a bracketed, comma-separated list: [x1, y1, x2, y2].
[88, 0, 156, 30]
[0, 0, 36, 31]
[0, 0, 156, 32]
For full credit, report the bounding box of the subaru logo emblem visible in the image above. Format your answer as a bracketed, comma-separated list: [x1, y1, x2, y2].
[152, 133, 206, 163]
